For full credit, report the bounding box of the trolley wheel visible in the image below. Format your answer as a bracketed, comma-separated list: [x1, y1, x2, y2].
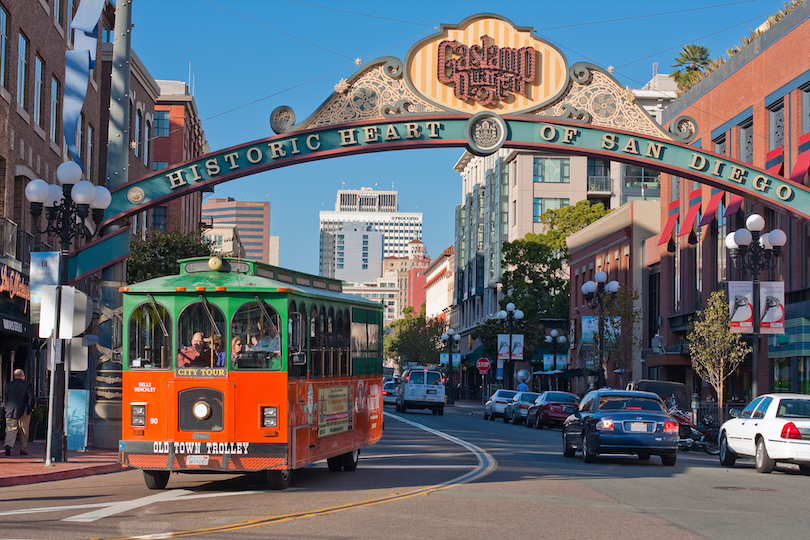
[327, 457, 343, 472]
[267, 469, 292, 490]
[143, 470, 170, 490]
[341, 449, 359, 472]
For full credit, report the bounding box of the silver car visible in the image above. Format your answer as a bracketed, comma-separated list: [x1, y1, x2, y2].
[484, 389, 518, 420]
[503, 392, 541, 424]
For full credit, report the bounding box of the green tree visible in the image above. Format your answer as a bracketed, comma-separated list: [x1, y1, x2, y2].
[687, 290, 751, 420]
[602, 287, 643, 387]
[127, 227, 214, 284]
[383, 305, 446, 370]
[671, 44, 711, 88]
[501, 200, 610, 320]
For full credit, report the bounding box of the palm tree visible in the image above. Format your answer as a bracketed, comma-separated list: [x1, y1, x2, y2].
[672, 44, 711, 73]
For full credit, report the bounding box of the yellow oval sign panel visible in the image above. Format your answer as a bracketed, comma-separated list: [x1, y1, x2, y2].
[405, 15, 569, 114]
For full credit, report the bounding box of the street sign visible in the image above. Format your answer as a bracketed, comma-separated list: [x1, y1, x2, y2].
[477, 357, 491, 373]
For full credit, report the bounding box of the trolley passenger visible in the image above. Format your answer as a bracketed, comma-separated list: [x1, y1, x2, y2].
[178, 332, 211, 367]
[231, 336, 244, 366]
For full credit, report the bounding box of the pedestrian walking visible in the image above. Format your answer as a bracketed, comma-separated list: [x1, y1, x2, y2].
[3, 369, 35, 456]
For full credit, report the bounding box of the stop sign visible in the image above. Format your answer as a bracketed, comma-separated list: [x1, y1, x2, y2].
[476, 357, 491, 373]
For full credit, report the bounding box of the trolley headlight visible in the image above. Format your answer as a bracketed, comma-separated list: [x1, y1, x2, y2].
[192, 401, 212, 420]
[261, 406, 278, 428]
[131, 405, 146, 427]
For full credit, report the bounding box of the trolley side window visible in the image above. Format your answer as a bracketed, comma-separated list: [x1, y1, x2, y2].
[351, 308, 382, 375]
[231, 300, 283, 370]
[177, 301, 227, 368]
[128, 301, 172, 370]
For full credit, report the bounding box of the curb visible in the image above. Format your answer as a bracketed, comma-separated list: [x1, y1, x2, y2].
[0, 463, 129, 488]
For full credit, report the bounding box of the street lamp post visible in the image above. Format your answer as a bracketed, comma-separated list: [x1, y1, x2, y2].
[24, 161, 111, 464]
[497, 302, 524, 389]
[545, 329, 567, 390]
[581, 271, 620, 389]
[441, 328, 461, 405]
[724, 213, 786, 398]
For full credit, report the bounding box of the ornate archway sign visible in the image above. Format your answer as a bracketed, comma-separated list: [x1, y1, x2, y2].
[89, 14, 810, 276]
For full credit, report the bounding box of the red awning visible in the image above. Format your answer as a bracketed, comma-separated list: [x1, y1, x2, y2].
[699, 190, 725, 227]
[725, 193, 744, 216]
[678, 188, 702, 236]
[790, 150, 810, 184]
[766, 146, 784, 176]
[658, 200, 679, 245]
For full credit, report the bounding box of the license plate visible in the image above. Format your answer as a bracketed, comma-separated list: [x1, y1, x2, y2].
[186, 455, 210, 466]
[629, 422, 647, 432]
[427, 389, 436, 394]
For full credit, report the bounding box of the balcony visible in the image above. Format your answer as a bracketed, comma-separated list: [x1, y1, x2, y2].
[588, 176, 612, 193]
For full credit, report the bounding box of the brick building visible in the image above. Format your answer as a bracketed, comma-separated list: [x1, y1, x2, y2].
[651, 3, 810, 399]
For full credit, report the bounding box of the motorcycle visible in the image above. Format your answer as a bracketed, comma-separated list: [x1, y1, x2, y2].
[667, 402, 720, 455]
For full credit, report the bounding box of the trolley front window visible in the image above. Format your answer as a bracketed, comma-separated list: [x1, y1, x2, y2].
[231, 300, 283, 370]
[129, 300, 172, 370]
[177, 301, 226, 368]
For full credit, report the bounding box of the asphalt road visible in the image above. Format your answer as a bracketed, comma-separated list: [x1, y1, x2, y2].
[0, 405, 808, 540]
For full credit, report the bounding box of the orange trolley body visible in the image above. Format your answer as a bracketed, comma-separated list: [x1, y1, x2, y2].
[119, 257, 384, 489]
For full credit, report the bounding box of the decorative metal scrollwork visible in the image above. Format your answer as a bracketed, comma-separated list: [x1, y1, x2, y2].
[560, 104, 591, 123]
[668, 115, 698, 143]
[270, 106, 296, 134]
[570, 62, 597, 84]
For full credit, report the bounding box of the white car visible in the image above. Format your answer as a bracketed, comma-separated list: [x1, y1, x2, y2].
[382, 381, 400, 406]
[719, 393, 810, 473]
[483, 389, 517, 420]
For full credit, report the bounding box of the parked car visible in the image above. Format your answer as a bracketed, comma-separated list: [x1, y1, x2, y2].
[718, 393, 810, 474]
[382, 381, 400, 406]
[503, 392, 541, 424]
[526, 391, 580, 429]
[483, 389, 518, 420]
[563, 389, 679, 466]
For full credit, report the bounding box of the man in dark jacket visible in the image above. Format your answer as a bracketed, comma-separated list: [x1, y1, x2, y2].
[4, 369, 35, 456]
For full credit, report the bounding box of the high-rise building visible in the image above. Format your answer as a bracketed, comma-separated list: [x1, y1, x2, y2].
[334, 222, 383, 284]
[319, 187, 422, 278]
[201, 197, 279, 265]
[203, 224, 246, 258]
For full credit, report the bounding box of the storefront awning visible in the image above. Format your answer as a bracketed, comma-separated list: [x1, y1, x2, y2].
[698, 188, 725, 227]
[678, 188, 702, 236]
[766, 146, 784, 176]
[658, 200, 680, 245]
[790, 132, 810, 184]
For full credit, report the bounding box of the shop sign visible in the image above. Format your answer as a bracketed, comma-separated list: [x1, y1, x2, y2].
[0, 263, 30, 307]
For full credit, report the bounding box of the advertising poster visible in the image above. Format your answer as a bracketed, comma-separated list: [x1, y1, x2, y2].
[497, 334, 510, 361]
[728, 281, 754, 333]
[29, 252, 60, 324]
[318, 386, 353, 438]
[511, 334, 524, 360]
[581, 316, 598, 344]
[556, 352, 569, 370]
[759, 281, 785, 334]
[542, 354, 554, 371]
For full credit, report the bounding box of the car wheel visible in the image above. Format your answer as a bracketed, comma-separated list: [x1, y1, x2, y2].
[661, 454, 677, 466]
[755, 437, 775, 473]
[143, 470, 170, 490]
[483, 411, 489, 420]
[490, 412, 496, 421]
[581, 434, 596, 463]
[719, 433, 737, 467]
[525, 415, 533, 428]
[503, 412, 510, 423]
[563, 433, 576, 457]
[438, 406, 444, 416]
[638, 453, 651, 460]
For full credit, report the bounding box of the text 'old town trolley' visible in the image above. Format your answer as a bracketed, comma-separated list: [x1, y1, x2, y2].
[119, 256, 384, 489]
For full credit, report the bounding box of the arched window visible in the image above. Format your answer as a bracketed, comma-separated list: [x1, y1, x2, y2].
[327, 306, 335, 376]
[176, 300, 226, 369]
[230, 300, 282, 370]
[311, 304, 321, 377]
[128, 301, 171, 370]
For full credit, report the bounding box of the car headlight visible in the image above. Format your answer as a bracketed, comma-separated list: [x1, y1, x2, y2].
[131, 405, 146, 427]
[261, 406, 278, 428]
[192, 401, 212, 420]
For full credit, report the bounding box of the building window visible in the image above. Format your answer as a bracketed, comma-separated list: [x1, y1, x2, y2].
[154, 110, 169, 137]
[0, 5, 7, 89]
[50, 77, 60, 142]
[54, 0, 63, 24]
[144, 120, 151, 166]
[672, 234, 681, 314]
[803, 85, 810, 134]
[716, 201, 726, 285]
[66, 0, 75, 44]
[533, 157, 569, 183]
[647, 265, 660, 347]
[17, 33, 28, 109]
[713, 134, 726, 156]
[87, 124, 93, 181]
[533, 198, 569, 221]
[739, 119, 754, 163]
[134, 110, 142, 157]
[33, 55, 44, 126]
[769, 101, 784, 151]
[76, 113, 83, 161]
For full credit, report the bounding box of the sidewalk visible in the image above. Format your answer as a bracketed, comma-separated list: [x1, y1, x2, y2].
[0, 440, 124, 488]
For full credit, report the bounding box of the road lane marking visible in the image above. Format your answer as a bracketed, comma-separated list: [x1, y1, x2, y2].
[98, 413, 496, 539]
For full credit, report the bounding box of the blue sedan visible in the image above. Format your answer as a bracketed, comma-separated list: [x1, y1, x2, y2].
[562, 389, 679, 466]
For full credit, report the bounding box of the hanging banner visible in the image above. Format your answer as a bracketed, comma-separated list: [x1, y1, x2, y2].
[759, 281, 785, 334]
[728, 281, 754, 334]
[511, 334, 524, 361]
[29, 252, 60, 324]
[497, 334, 510, 361]
[581, 316, 598, 344]
[543, 354, 554, 371]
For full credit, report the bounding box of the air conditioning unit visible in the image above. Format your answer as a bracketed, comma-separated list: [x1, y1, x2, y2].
[651, 334, 664, 354]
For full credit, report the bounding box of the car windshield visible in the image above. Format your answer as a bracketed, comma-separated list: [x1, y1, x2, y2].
[776, 399, 810, 418]
[520, 393, 540, 402]
[598, 396, 665, 413]
[546, 392, 578, 403]
[495, 390, 517, 399]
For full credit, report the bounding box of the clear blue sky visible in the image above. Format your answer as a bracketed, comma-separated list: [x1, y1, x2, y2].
[130, 0, 782, 275]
